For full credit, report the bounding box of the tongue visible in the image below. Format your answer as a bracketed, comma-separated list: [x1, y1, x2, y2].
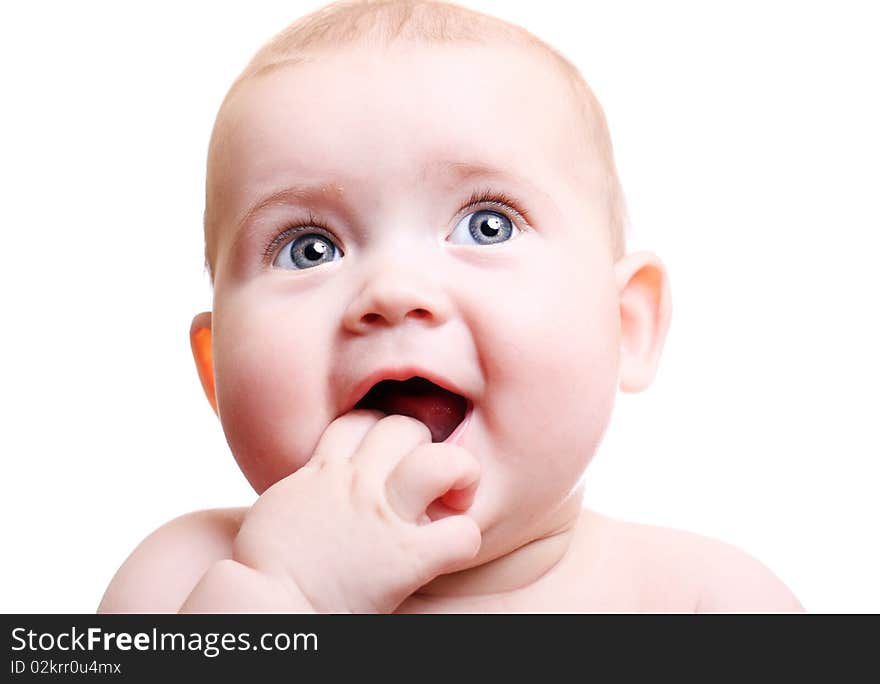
[380, 392, 463, 443]
[356, 377, 467, 442]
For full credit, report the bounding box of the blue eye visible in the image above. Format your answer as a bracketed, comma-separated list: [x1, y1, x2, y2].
[272, 231, 342, 270]
[448, 209, 519, 246]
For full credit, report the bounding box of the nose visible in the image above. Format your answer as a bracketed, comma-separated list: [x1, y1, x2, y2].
[341, 259, 453, 334]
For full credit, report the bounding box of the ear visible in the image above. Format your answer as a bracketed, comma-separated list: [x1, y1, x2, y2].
[614, 251, 672, 393]
[190, 311, 218, 414]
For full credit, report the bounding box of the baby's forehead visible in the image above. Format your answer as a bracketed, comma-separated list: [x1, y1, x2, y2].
[217, 41, 599, 189]
[230, 41, 583, 125]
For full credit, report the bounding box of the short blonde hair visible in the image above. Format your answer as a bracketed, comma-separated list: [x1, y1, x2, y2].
[204, 0, 627, 277]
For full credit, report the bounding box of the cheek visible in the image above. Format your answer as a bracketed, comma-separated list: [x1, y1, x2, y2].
[212, 292, 331, 493]
[475, 248, 620, 486]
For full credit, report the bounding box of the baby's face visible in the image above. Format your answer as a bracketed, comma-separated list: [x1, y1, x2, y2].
[206, 43, 622, 559]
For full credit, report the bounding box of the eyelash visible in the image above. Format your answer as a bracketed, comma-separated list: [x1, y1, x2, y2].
[261, 187, 532, 264]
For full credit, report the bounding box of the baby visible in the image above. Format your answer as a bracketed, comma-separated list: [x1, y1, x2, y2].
[100, 0, 802, 612]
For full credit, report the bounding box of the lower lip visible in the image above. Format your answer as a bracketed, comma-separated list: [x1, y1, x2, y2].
[444, 401, 474, 444]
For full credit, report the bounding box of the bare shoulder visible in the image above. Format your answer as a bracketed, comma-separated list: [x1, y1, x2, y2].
[581, 511, 803, 612]
[686, 533, 804, 613]
[98, 507, 247, 613]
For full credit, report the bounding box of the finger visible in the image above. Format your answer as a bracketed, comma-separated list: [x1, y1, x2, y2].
[309, 409, 386, 466]
[425, 485, 477, 521]
[414, 515, 482, 579]
[354, 413, 433, 474]
[436, 477, 479, 513]
[386, 443, 480, 522]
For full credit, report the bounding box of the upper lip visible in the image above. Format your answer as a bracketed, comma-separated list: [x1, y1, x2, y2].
[342, 365, 471, 415]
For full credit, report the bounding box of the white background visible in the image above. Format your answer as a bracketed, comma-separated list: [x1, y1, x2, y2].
[1, 1, 877, 613]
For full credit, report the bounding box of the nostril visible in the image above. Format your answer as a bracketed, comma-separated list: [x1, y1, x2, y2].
[360, 308, 430, 326]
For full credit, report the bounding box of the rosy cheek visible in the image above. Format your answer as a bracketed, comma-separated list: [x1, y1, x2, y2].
[213, 322, 319, 493]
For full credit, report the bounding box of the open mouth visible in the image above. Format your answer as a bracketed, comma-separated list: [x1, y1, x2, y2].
[354, 376, 470, 443]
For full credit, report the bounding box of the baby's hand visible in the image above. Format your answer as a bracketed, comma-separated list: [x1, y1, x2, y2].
[231, 410, 482, 613]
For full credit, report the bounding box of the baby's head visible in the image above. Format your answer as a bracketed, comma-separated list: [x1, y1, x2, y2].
[191, 0, 670, 564]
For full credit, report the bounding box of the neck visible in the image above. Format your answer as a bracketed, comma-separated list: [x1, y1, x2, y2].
[411, 493, 587, 603]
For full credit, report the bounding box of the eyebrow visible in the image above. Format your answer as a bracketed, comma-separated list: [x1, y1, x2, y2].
[238, 161, 512, 220]
[233, 183, 342, 236]
[419, 159, 514, 184]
